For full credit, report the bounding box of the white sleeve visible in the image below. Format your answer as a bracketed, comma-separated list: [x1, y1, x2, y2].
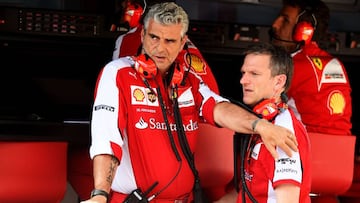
[90, 60, 127, 159]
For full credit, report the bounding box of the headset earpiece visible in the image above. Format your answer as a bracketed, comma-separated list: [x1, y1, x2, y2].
[134, 54, 157, 78]
[253, 98, 279, 121]
[123, 2, 143, 28]
[293, 21, 315, 44]
[292, 9, 317, 45]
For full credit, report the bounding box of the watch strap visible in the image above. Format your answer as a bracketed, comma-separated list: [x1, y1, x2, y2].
[91, 189, 109, 202]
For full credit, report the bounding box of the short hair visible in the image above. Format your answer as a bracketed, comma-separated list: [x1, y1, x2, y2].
[143, 2, 189, 38]
[243, 43, 294, 92]
[282, 0, 330, 42]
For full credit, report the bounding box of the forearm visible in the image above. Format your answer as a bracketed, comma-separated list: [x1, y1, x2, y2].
[213, 101, 258, 133]
[93, 154, 119, 193]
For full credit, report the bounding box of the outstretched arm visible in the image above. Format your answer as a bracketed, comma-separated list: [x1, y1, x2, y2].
[213, 101, 298, 160]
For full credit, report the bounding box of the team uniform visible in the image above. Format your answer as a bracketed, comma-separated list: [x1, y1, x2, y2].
[237, 108, 311, 203]
[287, 42, 352, 135]
[90, 56, 227, 202]
[112, 25, 220, 94]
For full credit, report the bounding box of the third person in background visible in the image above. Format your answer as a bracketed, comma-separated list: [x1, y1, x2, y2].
[269, 0, 352, 135]
[269, 0, 353, 202]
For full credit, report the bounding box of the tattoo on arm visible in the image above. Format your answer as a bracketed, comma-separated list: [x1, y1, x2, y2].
[106, 156, 119, 185]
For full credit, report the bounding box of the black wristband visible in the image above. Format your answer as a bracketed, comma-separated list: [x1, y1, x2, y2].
[91, 189, 109, 202]
[251, 118, 261, 132]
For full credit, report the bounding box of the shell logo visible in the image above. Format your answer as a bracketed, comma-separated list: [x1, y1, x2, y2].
[328, 91, 345, 115]
[187, 54, 206, 74]
[133, 88, 145, 102]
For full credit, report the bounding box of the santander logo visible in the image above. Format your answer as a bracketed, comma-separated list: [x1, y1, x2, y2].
[134, 117, 198, 131]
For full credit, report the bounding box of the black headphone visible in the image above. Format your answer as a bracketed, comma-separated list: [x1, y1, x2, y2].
[292, 7, 317, 44]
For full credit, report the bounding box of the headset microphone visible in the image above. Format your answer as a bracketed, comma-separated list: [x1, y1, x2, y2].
[268, 28, 300, 44]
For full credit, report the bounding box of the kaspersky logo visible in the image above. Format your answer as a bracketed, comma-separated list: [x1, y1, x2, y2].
[135, 117, 198, 131]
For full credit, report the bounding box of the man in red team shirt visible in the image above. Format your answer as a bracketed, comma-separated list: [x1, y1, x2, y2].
[112, 0, 220, 94]
[269, 0, 353, 202]
[67, 1, 220, 201]
[270, 0, 352, 136]
[236, 43, 311, 203]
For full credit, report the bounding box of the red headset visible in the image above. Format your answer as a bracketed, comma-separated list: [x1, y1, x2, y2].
[253, 98, 288, 121]
[133, 54, 157, 78]
[293, 21, 315, 44]
[253, 98, 279, 121]
[134, 54, 184, 87]
[292, 9, 317, 44]
[123, 1, 144, 28]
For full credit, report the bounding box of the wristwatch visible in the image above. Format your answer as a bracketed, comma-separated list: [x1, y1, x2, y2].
[91, 189, 109, 202]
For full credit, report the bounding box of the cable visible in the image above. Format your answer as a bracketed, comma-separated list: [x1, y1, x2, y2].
[240, 133, 258, 203]
[230, 96, 260, 202]
[148, 161, 182, 201]
[180, 44, 191, 86]
[140, 76, 183, 201]
[171, 85, 208, 203]
[143, 77, 181, 161]
[142, 0, 147, 15]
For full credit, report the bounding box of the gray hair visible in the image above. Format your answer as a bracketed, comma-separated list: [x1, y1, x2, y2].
[143, 2, 189, 38]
